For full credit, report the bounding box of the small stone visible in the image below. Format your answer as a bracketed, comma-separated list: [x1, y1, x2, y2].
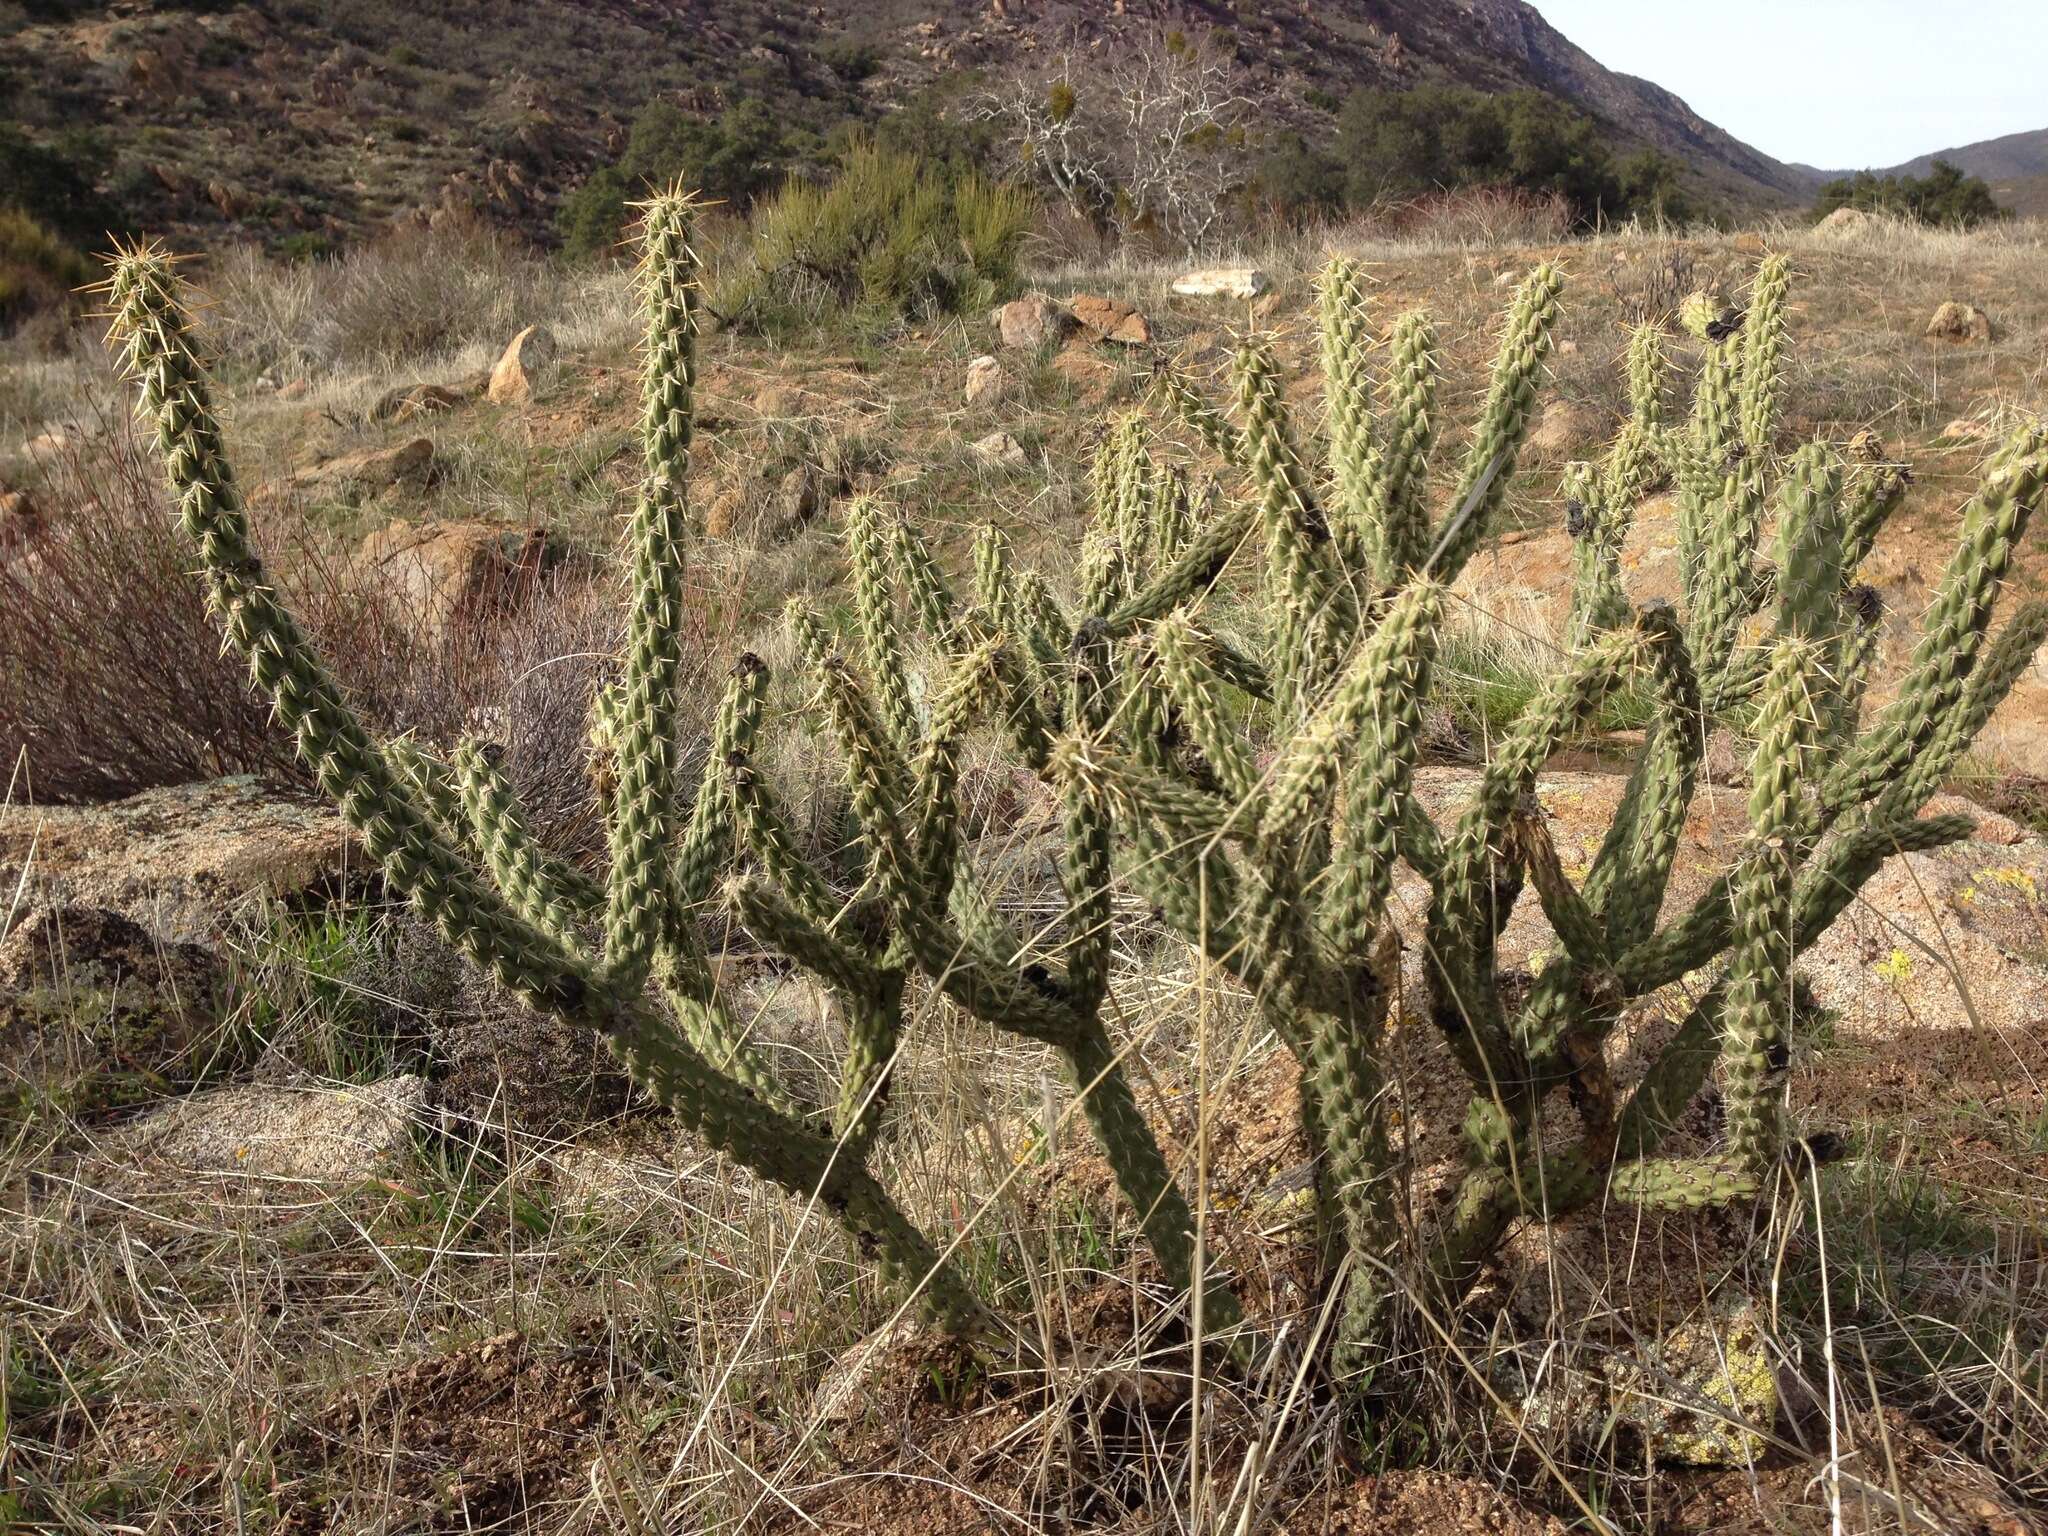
[1169, 266, 1270, 300]
[121, 1075, 428, 1181]
[285, 438, 437, 502]
[485, 324, 559, 404]
[1068, 293, 1151, 345]
[1732, 232, 1767, 255]
[1942, 417, 1993, 443]
[971, 430, 1028, 466]
[964, 354, 1003, 406]
[995, 294, 1073, 349]
[1925, 301, 1991, 345]
[278, 378, 309, 401]
[753, 384, 806, 419]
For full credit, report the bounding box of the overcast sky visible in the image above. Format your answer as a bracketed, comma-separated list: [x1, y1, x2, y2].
[1531, 1, 2048, 169]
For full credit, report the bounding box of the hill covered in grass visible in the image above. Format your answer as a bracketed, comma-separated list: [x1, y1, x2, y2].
[0, 0, 1811, 261]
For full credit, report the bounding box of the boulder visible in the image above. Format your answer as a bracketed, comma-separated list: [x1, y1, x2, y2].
[963, 354, 1003, 406]
[1815, 206, 1875, 237]
[370, 381, 468, 423]
[1525, 400, 1603, 461]
[1169, 266, 1270, 300]
[119, 1075, 427, 1180]
[1068, 294, 1151, 345]
[994, 294, 1074, 350]
[353, 518, 557, 643]
[1942, 417, 1994, 444]
[1925, 301, 1991, 344]
[753, 383, 808, 419]
[0, 777, 354, 945]
[282, 437, 436, 503]
[485, 323, 559, 404]
[971, 430, 1028, 466]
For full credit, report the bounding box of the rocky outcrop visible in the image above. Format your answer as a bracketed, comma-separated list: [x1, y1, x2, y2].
[1068, 294, 1151, 345]
[118, 1075, 427, 1179]
[995, 294, 1075, 350]
[0, 777, 356, 945]
[1170, 267, 1271, 299]
[486, 324, 559, 404]
[352, 518, 559, 644]
[1925, 300, 1992, 344]
[273, 438, 437, 504]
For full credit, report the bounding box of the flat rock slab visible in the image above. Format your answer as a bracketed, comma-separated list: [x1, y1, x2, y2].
[117, 1075, 426, 1180]
[0, 776, 357, 944]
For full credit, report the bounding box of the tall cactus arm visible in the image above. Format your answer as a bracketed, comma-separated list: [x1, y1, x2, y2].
[453, 739, 604, 942]
[1318, 256, 1379, 572]
[604, 191, 700, 990]
[847, 496, 920, 753]
[1106, 499, 1258, 635]
[1429, 265, 1562, 583]
[1738, 254, 1790, 454]
[1828, 427, 2047, 809]
[1153, 362, 1244, 466]
[1370, 309, 1439, 582]
[1149, 615, 1260, 804]
[892, 510, 960, 643]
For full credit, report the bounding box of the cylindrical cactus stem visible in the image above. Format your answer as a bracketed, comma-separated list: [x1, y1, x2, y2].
[604, 189, 700, 991]
[1153, 362, 1244, 466]
[1722, 639, 1818, 1175]
[1317, 255, 1379, 572]
[1429, 265, 1562, 583]
[453, 738, 603, 943]
[1738, 254, 1791, 454]
[846, 495, 919, 753]
[1369, 308, 1439, 582]
[892, 512, 960, 643]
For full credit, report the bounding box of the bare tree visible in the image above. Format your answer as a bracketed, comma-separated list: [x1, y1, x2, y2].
[968, 27, 1255, 254]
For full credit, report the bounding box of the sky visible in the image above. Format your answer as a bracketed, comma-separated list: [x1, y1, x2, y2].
[1531, 1, 2048, 170]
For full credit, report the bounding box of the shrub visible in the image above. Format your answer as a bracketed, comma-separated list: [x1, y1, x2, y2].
[0, 208, 90, 329]
[0, 420, 629, 838]
[109, 209, 2047, 1405]
[558, 97, 802, 259]
[1813, 157, 2007, 229]
[710, 141, 1032, 331]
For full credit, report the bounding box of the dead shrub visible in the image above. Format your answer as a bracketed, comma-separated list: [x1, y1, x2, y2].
[0, 417, 710, 848]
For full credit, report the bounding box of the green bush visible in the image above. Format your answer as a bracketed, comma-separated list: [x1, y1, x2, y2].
[558, 98, 803, 258]
[0, 207, 90, 327]
[1813, 158, 2006, 229]
[711, 141, 1033, 331]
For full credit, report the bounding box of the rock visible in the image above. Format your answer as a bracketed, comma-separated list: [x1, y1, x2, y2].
[995, 294, 1073, 350]
[1925, 301, 1991, 345]
[1847, 427, 1888, 461]
[1609, 1300, 1778, 1466]
[24, 423, 84, 459]
[485, 324, 558, 404]
[1169, 266, 1270, 300]
[1068, 294, 1151, 345]
[0, 777, 354, 945]
[371, 381, 466, 423]
[1251, 291, 1284, 322]
[283, 437, 436, 502]
[971, 430, 1028, 466]
[964, 354, 1003, 406]
[278, 378, 309, 401]
[1816, 206, 1875, 237]
[120, 1075, 427, 1180]
[1526, 400, 1603, 461]
[1732, 231, 1767, 255]
[769, 463, 825, 535]
[354, 518, 558, 644]
[1942, 416, 1994, 443]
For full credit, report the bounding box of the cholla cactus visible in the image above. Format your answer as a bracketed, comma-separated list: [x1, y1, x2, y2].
[111, 208, 2046, 1402]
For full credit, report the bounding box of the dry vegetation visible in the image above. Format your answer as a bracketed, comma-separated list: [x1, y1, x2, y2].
[3, 208, 2047, 1533]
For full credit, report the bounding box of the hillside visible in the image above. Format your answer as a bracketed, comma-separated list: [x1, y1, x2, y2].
[1791, 125, 2048, 217]
[0, 0, 1808, 253]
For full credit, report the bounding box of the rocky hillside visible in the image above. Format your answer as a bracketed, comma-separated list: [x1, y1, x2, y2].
[0, 0, 1809, 253]
[1790, 126, 2048, 217]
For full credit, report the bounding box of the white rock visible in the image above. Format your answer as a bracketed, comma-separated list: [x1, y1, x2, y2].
[964, 354, 1003, 406]
[1169, 266, 1270, 300]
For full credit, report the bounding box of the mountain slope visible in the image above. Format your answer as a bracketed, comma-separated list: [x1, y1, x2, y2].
[1789, 126, 2048, 217]
[0, 0, 1807, 251]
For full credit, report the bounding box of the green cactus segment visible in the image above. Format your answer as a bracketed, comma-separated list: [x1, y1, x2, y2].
[1370, 309, 1440, 582]
[1155, 363, 1244, 466]
[1738, 254, 1790, 453]
[1318, 256, 1378, 570]
[605, 191, 700, 991]
[454, 739, 603, 942]
[1430, 265, 1562, 582]
[1722, 640, 1818, 1174]
[848, 496, 920, 752]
